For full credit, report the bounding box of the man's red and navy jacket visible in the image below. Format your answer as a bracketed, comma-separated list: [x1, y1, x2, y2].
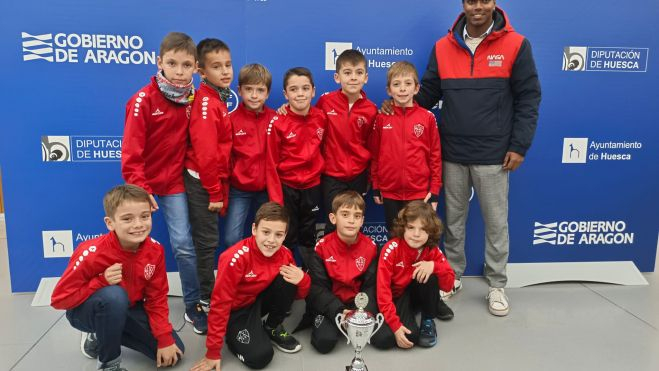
[416, 7, 541, 164]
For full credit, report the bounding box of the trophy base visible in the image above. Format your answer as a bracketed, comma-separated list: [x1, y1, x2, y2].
[345, 365, 368, 371]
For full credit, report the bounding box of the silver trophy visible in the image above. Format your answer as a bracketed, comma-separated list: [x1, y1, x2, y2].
[336, 292, 385, 371]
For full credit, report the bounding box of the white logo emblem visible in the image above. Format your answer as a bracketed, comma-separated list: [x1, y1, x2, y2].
[413, 124, 424, 138]
[383, 123, 393, 130]
[355, 256, 366, 272]
[326, 109, 338, 116]
[396, 261, 405, 268]
[533, 222, 558, 245]
[325, 42, 353, 70]
[235, 129, 247, 136]
[563, 47, 587, 71]
[42, 230, 74, 258]
[245, 271, 257, 278]
[152, 108, 164, 116]
[314, 315, 324, 328]
[311, 205, 320, 212]
[325, 255, 337, 263]
[286, 131, 297, 139]
[144, 264, 156, 280]
[237, 329, 251, 344]
[22, 32, 54, 62]
[316, 128, 324, 140]
[41, 136, 71, 162]
[562, 138, 588, 163]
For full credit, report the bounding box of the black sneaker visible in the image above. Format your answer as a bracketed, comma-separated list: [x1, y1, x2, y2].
[80, 332, 98, 359]
[264, 323, 302, 353]
[436, 298, 455, 321]
[185, 303, 208, 334]
[100, 360, 128, 371]
[418, 318, 437, 348]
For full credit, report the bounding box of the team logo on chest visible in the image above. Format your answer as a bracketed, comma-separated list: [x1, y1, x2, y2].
[413, 123, 424, 138]
[316, 128, 325, 140]
[144, 264, 156, 280]
[186, 105, 192, 119]
[355, 256, 366, 272]
[357, 116, 367, 128]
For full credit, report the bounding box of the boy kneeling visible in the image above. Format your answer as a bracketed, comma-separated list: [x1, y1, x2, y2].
[192, 202, 310, 371]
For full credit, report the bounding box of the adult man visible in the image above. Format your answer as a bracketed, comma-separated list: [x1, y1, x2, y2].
[415, 0, 541, 316]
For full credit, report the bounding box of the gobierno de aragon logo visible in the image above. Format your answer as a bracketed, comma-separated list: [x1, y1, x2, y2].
[21, 32, 156, 65]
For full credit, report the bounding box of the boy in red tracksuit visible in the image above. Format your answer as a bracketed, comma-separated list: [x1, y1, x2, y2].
[370, 61, 442, 234]
[224, 63, 277, 249]
[316, 50, 377, 234]
[121, 32, 207, 334]
[51, 185, 184, 371]
[371, 201, 455, 350]
[184, 38, 233, 313]
[266, 67, 327, 266]
[305, 190, 378, 354]
[191, 202, 310, 371]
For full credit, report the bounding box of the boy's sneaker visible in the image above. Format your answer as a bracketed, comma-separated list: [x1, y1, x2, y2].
[436, 298, 454, 321]
[185, 303, 208, 334]
[264, 323, 302, 353]
[440, 279, 462, 300]
[100, 364, 128, 371]
[487, 287, 509, 316]
[199, 298, 211, 312]
[417, 318, 437, 348]
[80, 332, 98, 359]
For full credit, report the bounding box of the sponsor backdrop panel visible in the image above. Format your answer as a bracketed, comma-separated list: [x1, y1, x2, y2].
[1, 0, 657, 292]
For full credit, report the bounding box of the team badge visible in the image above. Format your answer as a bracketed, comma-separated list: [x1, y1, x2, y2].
[413, 123, 424, 138]
[314, 315, 324, 328]
[186, 105, 192, 119]
[357, 116, 367, 128]
[237, 329, 251, 344]
[316, 128, 325, 140]
[355, 256, 366, 272]
[144, 264, 156, 280]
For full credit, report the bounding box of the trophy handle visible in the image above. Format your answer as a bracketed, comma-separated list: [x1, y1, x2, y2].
[367, 313, 385, 344]
[335, 313, 351, 344]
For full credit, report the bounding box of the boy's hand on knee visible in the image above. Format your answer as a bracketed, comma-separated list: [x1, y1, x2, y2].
[208, 201, 224, 213]
[156, 343, 182, 367]
[191, 357, 221, 371]
[412, 261, 434, 283]
[104, 263, 123, 285]
[280, 264, 304, 285]
[394, 325, 414, 349]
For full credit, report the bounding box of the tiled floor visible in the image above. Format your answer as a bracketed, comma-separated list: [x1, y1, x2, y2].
[1, 216, 658, 371]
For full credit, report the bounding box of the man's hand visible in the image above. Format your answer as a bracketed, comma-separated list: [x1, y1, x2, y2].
[412, 261, 434, 283]
[276, 104, 288, 115]
[379, 99, 394, 115]
[191, 357, 221, 371]
[156, 343, 182, 367]
[423, 192, 438, 211]
[149, 194, 159, 211]
[208, 201, 224, 213]
[373, 195, 383, 205]
[104, 263, 122, 285]
[503, 152, 524, 171]
[394, 325, 414, 349]
[280, 264, 304, 285]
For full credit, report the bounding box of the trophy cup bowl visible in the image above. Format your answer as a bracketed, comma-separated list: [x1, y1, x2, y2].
[336, 292, 384, 371]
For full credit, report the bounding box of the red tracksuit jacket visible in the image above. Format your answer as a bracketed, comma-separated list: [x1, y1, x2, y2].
[316, 90, 377, 181]
[265, 106, 327, 204]
[205, 236, 311, 360]
[51, 232, 174, 347]
[229, 103, 276, 192]
[185, 83, 232, 202]
[370, 103, 442, 200]
[376, 237, 455, 332]
[122, 77, 191, 195]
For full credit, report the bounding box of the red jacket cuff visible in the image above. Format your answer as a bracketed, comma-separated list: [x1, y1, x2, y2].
[205, 348, 222, 360]
[156, 333, 175, 348]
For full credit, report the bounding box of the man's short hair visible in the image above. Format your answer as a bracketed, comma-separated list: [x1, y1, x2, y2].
[283, 67, 314, 90]
[238, 63, 272, 91]
[255, 202, 290, 228]
[103, 184, 151, 219]
[197, 38, 230, 68]
[159, 32, 196, 59]
[391, 201, 443, 248]
[331, 190, 366, 214]
[336, 49, 367, 72]
[386, 61, 419, 86]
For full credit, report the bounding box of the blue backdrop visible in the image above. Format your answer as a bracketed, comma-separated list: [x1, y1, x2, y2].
[2, 0, 657, 292]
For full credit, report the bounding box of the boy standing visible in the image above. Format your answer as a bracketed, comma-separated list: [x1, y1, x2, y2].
[224, 64, 276, 248]
[266, 67, 327, 266]
[191, 202, 310, 371]
[306, 191, 378, 354]
[51, 184, 184, 371]
[370, 61, 442, 233]
[316, 50, 377, 234]
[184, 38, 233, 313]
[121, 32, 207, 333]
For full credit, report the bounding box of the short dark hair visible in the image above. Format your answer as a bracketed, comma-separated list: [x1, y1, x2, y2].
[159, 32, 196, 59]
[283, 67, 314, 90]
[336, 49, 367, 72]
[254, 202, 290, 229]
[197, 38, 230, 68]
[238, 63, 272, 91]
[103, 184, 151, 218]
[391, 201, 443, 248]
[331, 190, 366, 214]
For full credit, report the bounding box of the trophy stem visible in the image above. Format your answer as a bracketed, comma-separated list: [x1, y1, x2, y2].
[346, 348, 367, 371]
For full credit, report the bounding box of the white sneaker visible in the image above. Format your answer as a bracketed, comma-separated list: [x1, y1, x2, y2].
[440, 279, 462, 300]
[487, 287, 509, 316]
